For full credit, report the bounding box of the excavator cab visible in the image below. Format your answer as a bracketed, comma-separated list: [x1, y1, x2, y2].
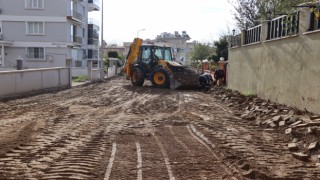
[139, 45, 171, 73]
[123, 38, 200, 89]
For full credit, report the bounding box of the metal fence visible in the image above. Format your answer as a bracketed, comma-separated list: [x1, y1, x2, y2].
[267, 11, 300, 40]
[244, 25, 261, 45]
[309, 8, 320, 31]
[229, 11, 301, 48]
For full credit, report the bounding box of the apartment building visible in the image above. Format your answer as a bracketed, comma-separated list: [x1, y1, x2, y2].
[0, 0, 100, 72]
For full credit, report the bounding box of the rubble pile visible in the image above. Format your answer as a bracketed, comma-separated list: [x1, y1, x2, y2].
[211, 86, 320, 162]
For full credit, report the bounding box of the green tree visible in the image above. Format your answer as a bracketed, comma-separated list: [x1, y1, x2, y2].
[214, 36, 229, 62]
[107, 51, 119, 58]
[207, 36, 229, 62]
[190, 43, 215, 61]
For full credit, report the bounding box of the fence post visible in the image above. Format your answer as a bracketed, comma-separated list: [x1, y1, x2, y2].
[100, 58, 105, 80]
[66, 58, 72, 87]
[228, 35, 232, 48]
[298, 7, 309, 34]
[241, 29, 246, 46]
[88, 59, 93, 81]
[261, 21, 269, 41]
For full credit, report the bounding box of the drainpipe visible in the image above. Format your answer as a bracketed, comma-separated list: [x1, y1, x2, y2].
[1, 45, 4, 67]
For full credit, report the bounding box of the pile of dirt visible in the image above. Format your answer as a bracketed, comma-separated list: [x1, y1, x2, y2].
[210, 86, 320, 162]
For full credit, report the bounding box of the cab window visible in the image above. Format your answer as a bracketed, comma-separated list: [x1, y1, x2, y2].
[141, 46, 151, 63]
[154, 47, 164, 60]
[164, 48, 172, 61]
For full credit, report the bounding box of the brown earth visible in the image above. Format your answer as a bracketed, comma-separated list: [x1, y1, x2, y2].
[0, 76, 320, 179]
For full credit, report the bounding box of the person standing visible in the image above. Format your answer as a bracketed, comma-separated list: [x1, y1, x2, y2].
[214, 68, 224, 86]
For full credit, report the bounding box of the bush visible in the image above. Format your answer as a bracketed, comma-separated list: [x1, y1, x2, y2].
[108, 51, 119, 58]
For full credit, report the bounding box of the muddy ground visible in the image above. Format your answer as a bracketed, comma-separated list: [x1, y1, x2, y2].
[0, 76, 320, 179]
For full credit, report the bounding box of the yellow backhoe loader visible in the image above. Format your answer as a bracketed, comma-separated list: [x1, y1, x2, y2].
[122, 38, 204, 89]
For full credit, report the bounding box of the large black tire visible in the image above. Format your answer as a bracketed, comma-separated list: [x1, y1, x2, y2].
[150, 68, 170, 88]
[131, 67, 145, 86]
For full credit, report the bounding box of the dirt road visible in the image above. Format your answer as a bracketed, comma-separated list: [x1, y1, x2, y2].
[0, 77, 319, 179]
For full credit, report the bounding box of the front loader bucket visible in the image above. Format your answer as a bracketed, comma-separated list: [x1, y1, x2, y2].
[170, 71, 200, 90]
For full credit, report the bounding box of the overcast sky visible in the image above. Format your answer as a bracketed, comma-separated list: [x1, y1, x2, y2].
[90, 0, 236, 45]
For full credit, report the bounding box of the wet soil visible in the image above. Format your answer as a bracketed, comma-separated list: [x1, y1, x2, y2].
[0, 76, 319, 179]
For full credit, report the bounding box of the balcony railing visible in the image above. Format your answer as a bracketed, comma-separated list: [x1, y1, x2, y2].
[73, 35, 83, 44]
[228, 6, 320, 48]
[244, 25, 261, 45]
[88, 0, 100, 11]
[267, 11, 300, 40]
[88, 39, 99, 46]
[68, 10, 83, 22]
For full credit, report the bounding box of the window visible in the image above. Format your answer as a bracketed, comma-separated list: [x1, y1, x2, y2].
[74, 60, 82, 67]
[26, 47, 45, 60]
[154, 47, 164, 60]
[27, 22, 44, 35]
[164, 48, 172, 61]
[25, 0, 44, 9]
[88, 49, 98, 59]
[141, 46, 151, 63]
[82, 49, 87, 60]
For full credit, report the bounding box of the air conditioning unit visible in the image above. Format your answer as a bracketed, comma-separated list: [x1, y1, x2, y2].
[0, 34, 2, 40]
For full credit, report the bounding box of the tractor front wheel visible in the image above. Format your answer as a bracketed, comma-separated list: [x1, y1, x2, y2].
[151, 69, 170, 88]
[131, 67, 145, 86]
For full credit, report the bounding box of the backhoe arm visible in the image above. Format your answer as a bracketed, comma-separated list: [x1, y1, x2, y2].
[123, 38, 143, 80]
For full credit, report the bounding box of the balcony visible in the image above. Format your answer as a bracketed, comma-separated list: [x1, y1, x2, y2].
[72, 35, 83, 45]
[88, 23, 100, 48]
[67, 11, 84, 23]
[88, 0, 100, 11]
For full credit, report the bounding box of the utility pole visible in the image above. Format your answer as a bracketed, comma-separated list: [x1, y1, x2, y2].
[100, 0, 105, 79]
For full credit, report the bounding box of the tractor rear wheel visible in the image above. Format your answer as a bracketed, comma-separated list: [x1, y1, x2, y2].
[151, 69, 170, 88]
[131, 67, 145, 86]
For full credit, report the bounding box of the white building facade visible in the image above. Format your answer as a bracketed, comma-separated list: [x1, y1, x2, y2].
[0, 0, 100, 72]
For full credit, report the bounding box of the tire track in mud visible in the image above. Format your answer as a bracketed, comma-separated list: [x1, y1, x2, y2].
[2, 77, 319, 179]
[184, 93, 320, 179]
[154, 126, 235, 180]
[0, 85, 118, 179]
[101, 125, 237, 180]
[0, 112, 111, 179]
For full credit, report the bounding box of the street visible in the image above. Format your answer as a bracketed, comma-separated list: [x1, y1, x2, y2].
[0, 76, 319, 179]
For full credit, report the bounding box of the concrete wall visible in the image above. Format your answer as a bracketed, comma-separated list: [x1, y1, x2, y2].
[72, 67, 88, 77]
[91, 69, 100, 80]
[0, 67, 70, 99]
[228, 8, 320, 114]
[107, 66, 121, 78]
